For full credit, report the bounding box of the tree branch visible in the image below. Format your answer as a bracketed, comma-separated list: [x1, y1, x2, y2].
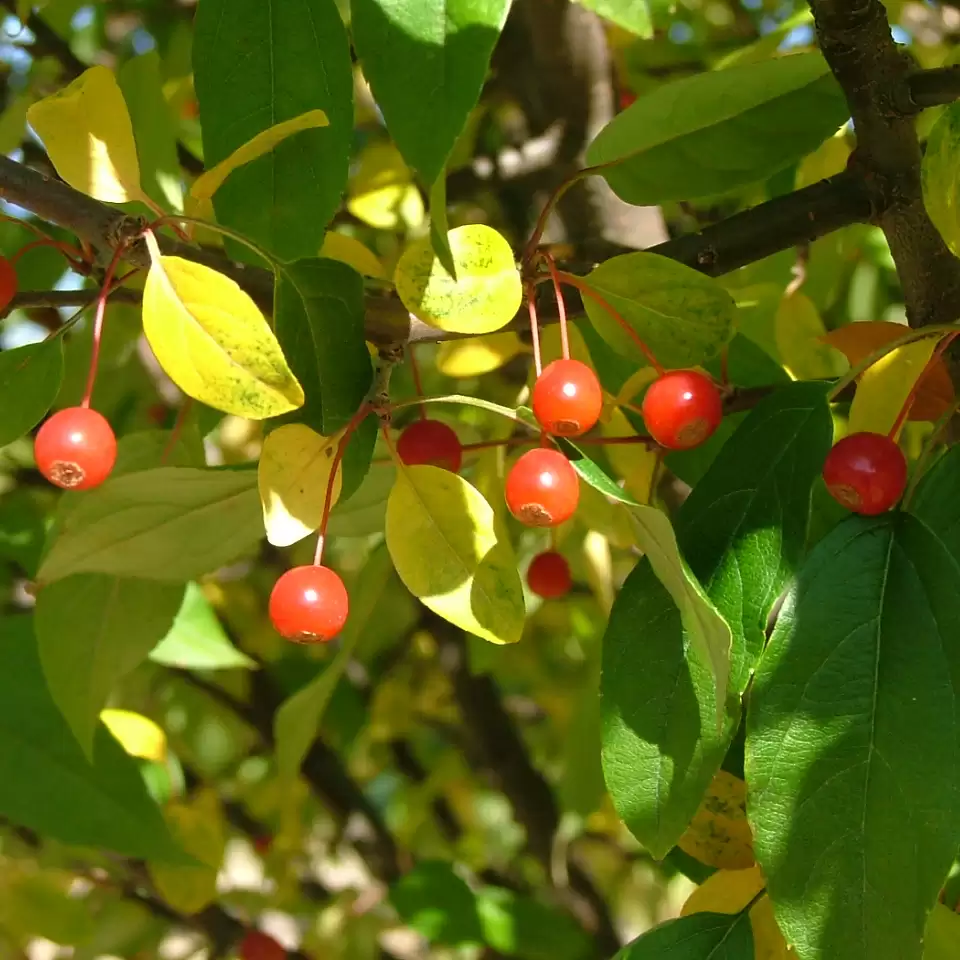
[811, 0, 960, 329]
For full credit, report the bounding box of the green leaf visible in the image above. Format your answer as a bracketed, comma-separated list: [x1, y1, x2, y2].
[149, 582, 256, 670]
[0, 491, 46, 576]
[35, 575, 185, 758]
[746, 513, 960, 960]
[0, 339, 64, 447]
[910, 444, 960, 560]
[587, 51, 848, 204]
[118, 51, 183, 211]
[616, 912, 752, 958]
[351, 0, 510, 186]
[274, 258, 373, 435]
[922, 102, 960, 257]
[476, 887, 594, 960]
[0, 616, 189, 864]
[583, 253, 736, 368]
[38, 467, 262, 584]
[573, 0, 651, 38]
[601, 381, 832, 857]
[429, 173, 457, 278]
[390, 861, 484, 945]
[192, 0, 353, 261]
[339, 412, 378, 503]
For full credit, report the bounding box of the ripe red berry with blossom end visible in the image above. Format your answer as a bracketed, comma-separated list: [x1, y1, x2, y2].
[0, 255, 17, 313]
[641, 369, 723, 451]
[822, 431, 908, 515]
[397, 419, 463, 472]
[269, 565, 349, 643]
[527, 551, 572, 599]
[239, 930, 286, 960]
[35, 406, 117, 490]
[505, 448, 579, 527]
[532, 359, 603, 437]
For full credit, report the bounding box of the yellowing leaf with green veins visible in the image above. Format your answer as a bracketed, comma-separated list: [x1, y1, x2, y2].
[437, 332, 526, 378]
[258, 424, 344, 547]
[347, 142, 424, 230]
[100, 709, 167, 762]
[682, 866, 790, 960]
[395, 224, 522, 334]
[677, 770, 755, 869]
[602, 408, 658, 503]
[27, 65, 144, 203]
[848, 336, 940, 437]
[320, 232, 385, 278]
[385, 465, 525, 645]
[148, 789, 225, 915]
[189, 109, 328, 203]
[141, 233, 303, 419]
[774, 292, 848, 380]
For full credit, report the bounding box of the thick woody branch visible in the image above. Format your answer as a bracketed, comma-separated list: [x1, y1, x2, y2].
[811, 0, 960, 329]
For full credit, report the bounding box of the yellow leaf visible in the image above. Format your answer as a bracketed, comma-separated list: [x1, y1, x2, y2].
[320, 232, 385, 279]
[347, 142, 424, 229]
[539, 322, 592, 368]
[677, 770, 755, 869]
[100, 709, 167, 762]
[385, 465, 525, 645]
[189, 109, 328, 203]
[795, 129, 851, 190]
[258, 424, 344, 547]
[149, 789, 226, 915]
[682, 866, 792, 960]
[614, 366, 658, 406]
[848, 336, 939, 437]
[436, 332, 526, 378]
[774, 292, 848, 380]
[142, 232, 304, 418]
[395, 224, 522, 334]
[576, 482, 638, 550]
[602, 408, 658, 504]
[27, 65, 143, 203]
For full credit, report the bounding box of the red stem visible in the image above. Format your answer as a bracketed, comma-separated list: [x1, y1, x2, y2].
[526, 283, 543, 378]
[313, 405, 372, 566]
[10, 237, 86, 266]
[160, 399, 194, 465]
[541, 252, 570, 361]
[81, 243, 129, 408]
[554, 271, 665, 375]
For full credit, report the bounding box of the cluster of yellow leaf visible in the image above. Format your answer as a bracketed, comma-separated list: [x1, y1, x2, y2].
[678, 771, 793, 958]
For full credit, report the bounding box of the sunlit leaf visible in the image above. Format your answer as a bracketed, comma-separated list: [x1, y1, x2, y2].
[848, 336, 939, 436]
[27, 65, 144, 203]
[924, 905, 960, 960]
[395, 224, 522, 334]
[822, 321, 953, 422]
[677, 770, 755, 870]
[101, 709, 168, 762]
[922, 100, 960, 257]
[189, 109, 328, 204]
[614, 911, 753, 958]
[774, 292, 847, 380]
[600, 408, 658, 503]
[258, 423, 344, 547]
[347, 142, 425, 230]
[584, 253, 736, 368]
[320, 231, 386, 279]
[385, 464, 525, 645]
[436, 332, 526, 378]
[142, 233, 304, 419]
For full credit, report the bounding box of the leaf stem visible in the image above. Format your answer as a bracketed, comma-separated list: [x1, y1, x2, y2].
[526, 282, 543, 378]
[407, 345, 427, 421]
[314, 404, 373, 566]
[521, 171, 588, 266]
[554, 270, 666, 375]
[160, 399, 194, 466]
[540, 251, 570, 361]
[81, 240, 129, 408]
[147, 216, 282, 275]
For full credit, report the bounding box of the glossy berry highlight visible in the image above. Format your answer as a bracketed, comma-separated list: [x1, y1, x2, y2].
[0, 255, 17, 313]
[532, 359, 603, 437]
[527, 551, 572, 599]
[505, 448, 579, 528]
[35, 406, 117, 490]
[397, 418, 463, 472]
[822, 431, 907, 516]
[642, 369, 722, 451]
[269, 565, 349, 643]
[239, 930, 286, 960]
